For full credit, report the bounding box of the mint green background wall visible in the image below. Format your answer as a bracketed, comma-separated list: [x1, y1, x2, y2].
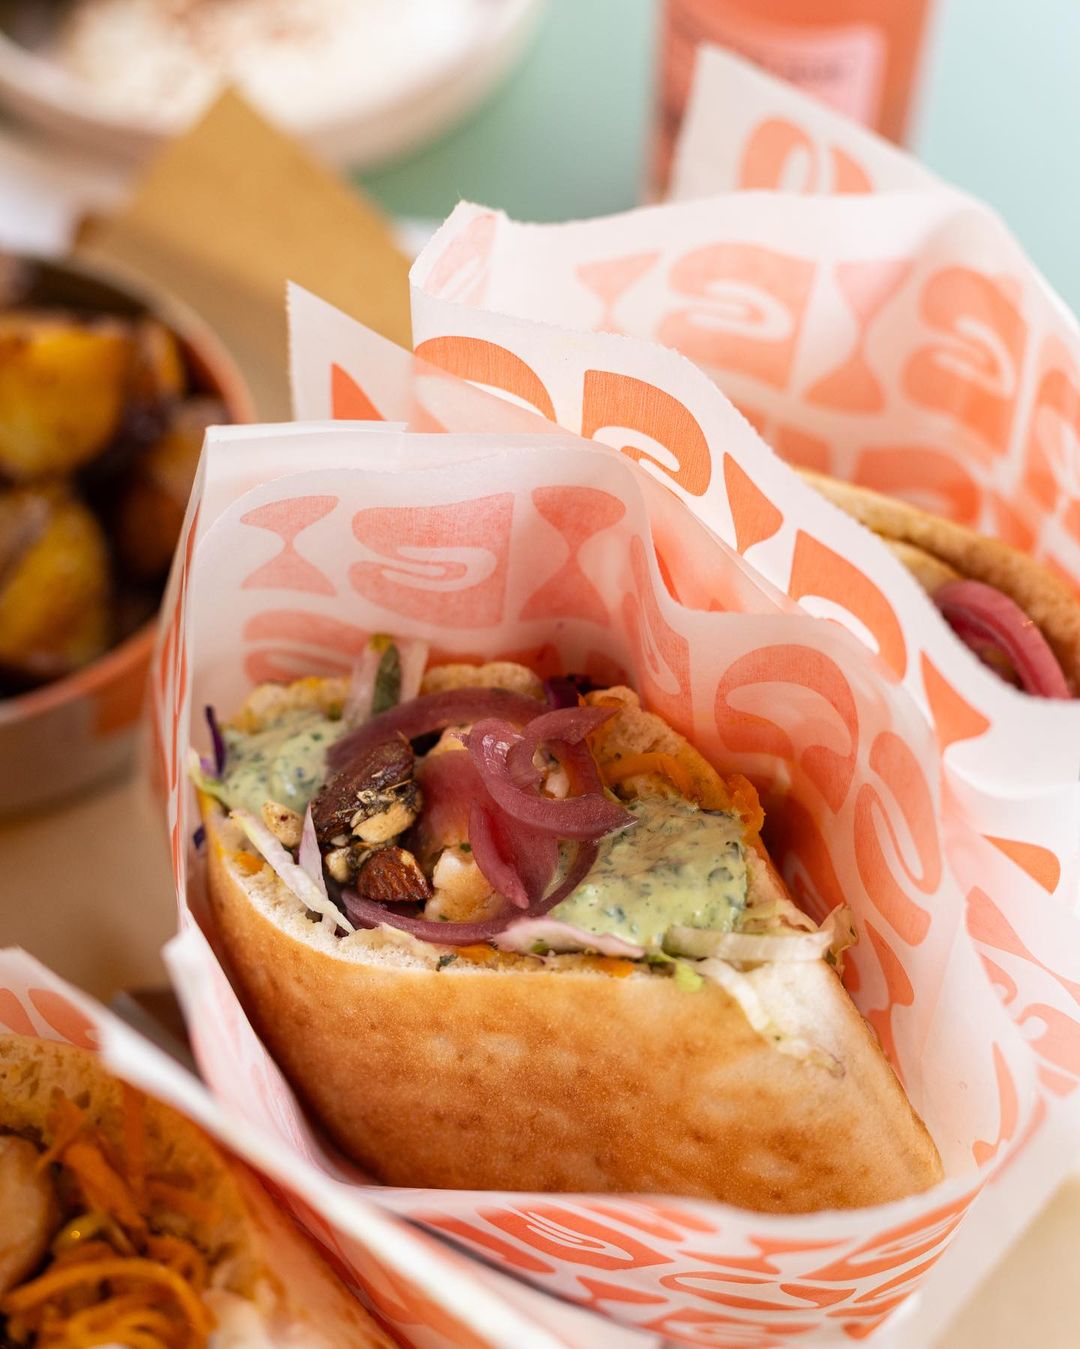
[358, 0, 1080, 314]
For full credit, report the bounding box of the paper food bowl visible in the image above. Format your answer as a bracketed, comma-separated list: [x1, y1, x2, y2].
[0, 0, 545, 169]
[0, 256, 252, 817]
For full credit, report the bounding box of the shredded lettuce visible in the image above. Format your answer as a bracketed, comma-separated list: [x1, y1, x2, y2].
[231, 808, 354, 934]
[666, 905, 856, 967]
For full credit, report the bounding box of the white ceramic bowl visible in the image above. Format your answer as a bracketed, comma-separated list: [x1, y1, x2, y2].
[0, 0, 545, 168]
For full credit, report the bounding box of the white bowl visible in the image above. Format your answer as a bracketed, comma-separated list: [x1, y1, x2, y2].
[0, 0, 545, 168]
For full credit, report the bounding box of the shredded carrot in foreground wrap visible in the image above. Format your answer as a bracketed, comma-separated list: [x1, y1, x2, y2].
[1, 1090, 221, 1349]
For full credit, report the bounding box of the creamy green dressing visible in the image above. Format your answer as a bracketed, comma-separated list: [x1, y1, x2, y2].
[551, 796, 748, 948]
[216, 709, 344, 816]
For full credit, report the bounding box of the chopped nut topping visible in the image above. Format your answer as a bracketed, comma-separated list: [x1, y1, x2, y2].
[425, 846, 498, 923]
[355, 846, 431, 905]
[260, 799, 303, 849]
[352, 796, 418, 843]
[311, 734, 420, 852]
[324, 845, 357, 884]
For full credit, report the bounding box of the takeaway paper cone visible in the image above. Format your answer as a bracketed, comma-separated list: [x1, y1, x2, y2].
[148, 344, 1080, 1340]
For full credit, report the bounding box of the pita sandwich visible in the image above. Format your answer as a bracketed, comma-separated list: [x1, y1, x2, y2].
[195, 646, 943, 1214]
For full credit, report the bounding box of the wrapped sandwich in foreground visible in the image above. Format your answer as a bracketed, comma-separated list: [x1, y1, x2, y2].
[193, 636, 943, 1213]
[803, 471, 1080, 699]
[0, 1035, 391, 1348]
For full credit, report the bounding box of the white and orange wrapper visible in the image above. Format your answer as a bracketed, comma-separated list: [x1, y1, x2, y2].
[145, 320, 1080, 1342]
[362, 49, 1080, 926]
[139, 49, 1080, 1347]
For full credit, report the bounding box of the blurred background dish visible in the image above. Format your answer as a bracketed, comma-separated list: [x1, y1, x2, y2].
[0, 0, 545, 168]
[0, 255, 251, 814]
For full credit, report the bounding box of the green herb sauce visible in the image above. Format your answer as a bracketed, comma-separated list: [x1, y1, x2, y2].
[216, 709, 344, 816]
[551, 796, 748, 948]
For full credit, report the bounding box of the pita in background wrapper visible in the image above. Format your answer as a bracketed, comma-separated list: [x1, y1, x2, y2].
[154, 402, 1080, 1346]
[802, 469, 1080, 698]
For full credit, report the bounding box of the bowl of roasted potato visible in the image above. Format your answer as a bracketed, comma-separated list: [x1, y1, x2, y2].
[0, 254, 252, 814]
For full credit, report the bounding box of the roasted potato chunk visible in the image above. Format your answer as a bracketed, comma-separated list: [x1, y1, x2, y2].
[0, 313, 133, 480]
[0, 486, 111, 681]
[114, 397, 224, 580]
[129, 317, 187, 404]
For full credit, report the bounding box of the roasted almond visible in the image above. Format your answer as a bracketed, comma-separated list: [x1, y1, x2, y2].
[311, 735, 416, 846]
[355, 846, 431, 905]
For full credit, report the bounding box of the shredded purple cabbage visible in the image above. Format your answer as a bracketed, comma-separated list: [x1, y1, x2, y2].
[192, 825, 206, 849]
[205, 705, 227, 777]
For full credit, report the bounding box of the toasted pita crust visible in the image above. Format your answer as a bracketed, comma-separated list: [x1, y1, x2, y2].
[0, 1035, 392, 1347]
[199, 669, 942, 1211]
[802, 469, 1080, 693]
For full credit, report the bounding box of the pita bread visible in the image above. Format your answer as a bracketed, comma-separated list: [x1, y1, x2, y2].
[199, 671, 943, 1213]
[0, 1034, 393, 1347]
[802, 469, 1080, 693]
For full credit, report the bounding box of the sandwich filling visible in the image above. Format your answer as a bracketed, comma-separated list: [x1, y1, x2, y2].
[1, 1089, 222, 1349]
[194, 641, 854, 1046]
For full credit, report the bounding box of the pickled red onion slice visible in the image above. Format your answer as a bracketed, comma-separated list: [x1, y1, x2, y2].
[935, 580, 1071, 700]
[414, 745, 566, 909]
[468, 717, 635, 840]
[468, 801, 558, 909]
[343, 840, 599, 945]
[413, 748, 476, 859]
[328, 686, 543, 771]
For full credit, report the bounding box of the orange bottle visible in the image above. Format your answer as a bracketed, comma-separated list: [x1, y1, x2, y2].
[655, 0, 936, 187]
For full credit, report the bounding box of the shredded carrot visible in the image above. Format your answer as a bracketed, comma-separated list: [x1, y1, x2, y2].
[54, 1294, 180, 1346]
[36, 1096, 88, 1172]
[121, 1083, 148, 1209]
[725, 772, 765, 836]
[454, 943, 498, 964]
[232, 850, 265, 876]
[580, 956, 636, 977]
[603, 752, 696, 798]
[10, 1088, 228, 1349]
[61, 1140, 147, 1240]
[146, 1180, 217, 1225]
[56, 1292, 185, 1348]
[1, 1257, 212, 1337]
[52, 1238, 118, 1268]
[145, 1234, 209, 1290]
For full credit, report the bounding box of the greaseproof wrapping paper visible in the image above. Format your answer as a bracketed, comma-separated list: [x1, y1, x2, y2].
[0, 949, 624, 1349]
[669, 47, 946, 200]
[151, 383, 1080, 1345]
[387, 63, 1080, 929]
[403, 198, 1080, 790]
